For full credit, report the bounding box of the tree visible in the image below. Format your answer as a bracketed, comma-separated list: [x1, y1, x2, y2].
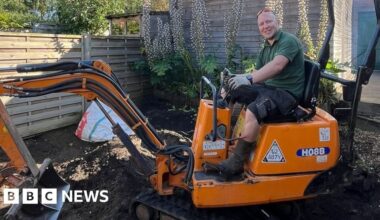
[152, 0, 169, 11]
[125, 0, 142, 14]
[26, 0, 58, 22]
[125, 0, 168, 13]
[0, 0, 39, 30]
[56, 0, 125, 34]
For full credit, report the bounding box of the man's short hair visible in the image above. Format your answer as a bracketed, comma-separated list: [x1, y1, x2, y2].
[257, 8, 275, 18]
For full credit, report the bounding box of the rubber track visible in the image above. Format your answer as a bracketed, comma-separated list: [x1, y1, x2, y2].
[131, 190, 276, 220]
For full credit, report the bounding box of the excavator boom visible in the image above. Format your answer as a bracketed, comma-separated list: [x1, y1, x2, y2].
[0, 60, 170, 219]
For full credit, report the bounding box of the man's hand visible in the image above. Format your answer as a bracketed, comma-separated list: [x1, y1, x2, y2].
[228, 75, 252, 90]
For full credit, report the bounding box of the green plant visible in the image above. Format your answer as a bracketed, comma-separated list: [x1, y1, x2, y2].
[190, 0, 209, 63]
[111, 23, 124, 35]
[226, 44, 243, 72]
[296, 0, 329, 60]
[152, 59, 172, 77]
[141, 0, 221, 102]
[179, 83, 199, 99]
[297, 0, 316, 58]
[57, 0, 125, 34]
[149, 54, 182, 88]
[318, 78, 338, 107]
[131, 59, 150, 73]
[125, 0, 168, 13]
[127, 20, 139, 34]
[224, 0, 244, 69]
[200, 55, 218, 76]
[326, 59, 346, 74]
[242, 56, 256, 73]
[0, 0, 40, 30]
[125, 0, 142, 14]
[318, 59, 344, 107]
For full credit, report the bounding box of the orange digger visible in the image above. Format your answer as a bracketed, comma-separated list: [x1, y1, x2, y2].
[0, 0, 379, 219]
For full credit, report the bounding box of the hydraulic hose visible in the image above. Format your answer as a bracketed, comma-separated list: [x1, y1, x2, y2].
[8, 77, 162, 152]
[3, 69, 125, 98]
[2, 66, 195, 183]
[158, 145, 194, 184]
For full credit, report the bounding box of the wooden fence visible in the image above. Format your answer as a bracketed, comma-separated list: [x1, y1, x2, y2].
[0, 32, 149, 137]
[86, 35, 150, 99]
[182, 0, 352, 65]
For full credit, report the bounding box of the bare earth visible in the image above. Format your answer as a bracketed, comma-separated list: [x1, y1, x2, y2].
[1, 98, 379, 219]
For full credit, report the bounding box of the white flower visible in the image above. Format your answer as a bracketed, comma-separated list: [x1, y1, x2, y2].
[142, 0, 173, 69]
[224, 0, 244, 60]
[170, 0, 185, 54]
[190, 0, 210, 63]
[265, 0, 283, 27]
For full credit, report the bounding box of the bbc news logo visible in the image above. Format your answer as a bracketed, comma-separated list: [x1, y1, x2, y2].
[3, 188, 109, 204]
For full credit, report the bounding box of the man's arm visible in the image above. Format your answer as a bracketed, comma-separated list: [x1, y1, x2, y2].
[227, 55, 290, 90]
[251, 55, 289, 83]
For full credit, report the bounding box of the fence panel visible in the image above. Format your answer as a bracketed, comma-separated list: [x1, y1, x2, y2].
[88, 35, 151, 100]
[0, 32, 84, 137]
[0, 32, 148, 137]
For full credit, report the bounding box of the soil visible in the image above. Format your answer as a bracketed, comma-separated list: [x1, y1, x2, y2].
[1, 97, 380, 220]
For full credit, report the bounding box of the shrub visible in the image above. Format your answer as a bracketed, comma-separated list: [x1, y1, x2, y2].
[318, 60, 345, 108]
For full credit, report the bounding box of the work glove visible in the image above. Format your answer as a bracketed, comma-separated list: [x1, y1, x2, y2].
[228, 74, 253, 90]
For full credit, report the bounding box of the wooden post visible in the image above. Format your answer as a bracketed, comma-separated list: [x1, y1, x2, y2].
[82, 34, 91, 61]
[109, 20, 113, 36]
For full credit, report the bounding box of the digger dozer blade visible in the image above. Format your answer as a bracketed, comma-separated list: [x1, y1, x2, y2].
[5, 159, 70, 220]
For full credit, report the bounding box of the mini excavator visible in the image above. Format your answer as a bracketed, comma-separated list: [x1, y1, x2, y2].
[1, 0, 379, 219]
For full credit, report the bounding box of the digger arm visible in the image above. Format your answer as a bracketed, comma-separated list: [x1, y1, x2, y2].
[0, 100, 39, 180]
[0, 60, 165, 178]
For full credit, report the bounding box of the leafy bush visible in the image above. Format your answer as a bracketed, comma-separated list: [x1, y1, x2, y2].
[57, 0, 125, 34]
[0, 0, 39, 31]
[111, 24, 124, 35]
[127, 20, 139, 34]
[149, 53, 219, 99]
[318, 59, 345, 107]
[242, 56, 256, 73]
[200, 55, 218, 76]
[141, 0, 220, 102]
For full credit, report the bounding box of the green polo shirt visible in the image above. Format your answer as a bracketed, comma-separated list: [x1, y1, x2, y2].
[255, 30, 305, 100]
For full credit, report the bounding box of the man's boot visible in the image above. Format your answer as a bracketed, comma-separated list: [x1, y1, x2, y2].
[204, 139, 255, 177]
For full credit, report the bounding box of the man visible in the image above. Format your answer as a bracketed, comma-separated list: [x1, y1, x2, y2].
[206, 8, 305, 177]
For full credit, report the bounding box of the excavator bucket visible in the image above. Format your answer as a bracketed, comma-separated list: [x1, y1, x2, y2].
[5, 158, 70, 220]
[0, 100, 69, 219]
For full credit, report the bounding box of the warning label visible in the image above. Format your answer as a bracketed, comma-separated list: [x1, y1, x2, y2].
[263, 140, 285, 163]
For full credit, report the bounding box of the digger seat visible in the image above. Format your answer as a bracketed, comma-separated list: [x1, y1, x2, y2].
[263, 59, 321, 123]
[301, 59, 321, 109]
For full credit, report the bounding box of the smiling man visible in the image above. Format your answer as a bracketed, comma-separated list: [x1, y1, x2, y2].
[205, 8, 305, 177]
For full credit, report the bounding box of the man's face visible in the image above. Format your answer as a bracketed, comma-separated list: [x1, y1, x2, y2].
[257, 12, 279, 40]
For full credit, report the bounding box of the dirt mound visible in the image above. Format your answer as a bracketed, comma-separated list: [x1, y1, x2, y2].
[58, 141, 150, 220]
[1, 98, 380, 219]
[56, 99, 194, 219]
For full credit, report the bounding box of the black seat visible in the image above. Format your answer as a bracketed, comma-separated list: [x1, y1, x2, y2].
[301, 59, 321, 109]
[263, 59, 321, 123]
